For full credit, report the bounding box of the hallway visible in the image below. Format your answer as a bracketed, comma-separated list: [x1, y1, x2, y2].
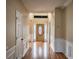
[22, 42, 67, 59]
[6, 0, 73, 59]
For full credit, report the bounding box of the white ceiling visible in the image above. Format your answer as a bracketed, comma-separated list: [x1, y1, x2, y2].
[22, 0, 72, 12]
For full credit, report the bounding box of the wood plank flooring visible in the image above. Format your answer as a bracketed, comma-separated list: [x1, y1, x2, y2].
[22, 42, 67, 59]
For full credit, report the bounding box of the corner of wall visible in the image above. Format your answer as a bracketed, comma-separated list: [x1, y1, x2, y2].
[55, 38, 66, 54]
[66, 40, 73, 59]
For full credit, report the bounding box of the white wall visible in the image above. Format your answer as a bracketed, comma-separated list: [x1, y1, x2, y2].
[50, 12, 55, 52]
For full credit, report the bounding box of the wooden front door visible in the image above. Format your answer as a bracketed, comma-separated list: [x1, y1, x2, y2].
[36, 24, 44, 42]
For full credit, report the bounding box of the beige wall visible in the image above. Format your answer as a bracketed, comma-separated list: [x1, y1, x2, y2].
[6, 0, 27, 50]
[55, 2, 73, 42]
[55, 8, 65, 39]
[65, 2, 73, 43]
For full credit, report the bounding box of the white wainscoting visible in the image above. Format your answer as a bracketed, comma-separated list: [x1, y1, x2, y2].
[50, 38, 55, 52]
[54, 38, 73, 59]
[55, 38, 66, 54]
[6, 46, 16, 59]
[23, 39, 29, 57]
[66, 41, 73, 59]
[23, 47, 29, 57]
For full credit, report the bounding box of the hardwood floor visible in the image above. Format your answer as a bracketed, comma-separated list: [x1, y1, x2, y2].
[22, 42, 67, 59]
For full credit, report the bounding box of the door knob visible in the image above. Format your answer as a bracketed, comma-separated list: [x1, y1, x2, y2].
[21, 38, 23, 40]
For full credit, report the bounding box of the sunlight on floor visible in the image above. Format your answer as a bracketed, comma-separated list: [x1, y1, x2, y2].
[32, 42, 48, 59]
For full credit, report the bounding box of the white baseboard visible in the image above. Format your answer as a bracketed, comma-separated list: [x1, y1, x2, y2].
[6, 46, 16, 59]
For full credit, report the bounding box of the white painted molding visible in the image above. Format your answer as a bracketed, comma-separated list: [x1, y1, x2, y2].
[22, 38, 29, 57]
[49, 38, 73, 59]
[50, 44, 54, 52]
[23, 47, 29, 57]
[55, 38, 66, 54]
[6, 46, 16, 59]
[66, 41, 73, 59]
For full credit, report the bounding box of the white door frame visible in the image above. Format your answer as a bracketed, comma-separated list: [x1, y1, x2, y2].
[48, 13, 55, 52]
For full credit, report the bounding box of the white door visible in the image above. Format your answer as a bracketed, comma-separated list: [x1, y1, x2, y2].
[16, 11, 23, 59]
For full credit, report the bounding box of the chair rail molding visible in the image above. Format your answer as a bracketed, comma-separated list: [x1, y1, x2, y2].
[6, 46, 16, 59]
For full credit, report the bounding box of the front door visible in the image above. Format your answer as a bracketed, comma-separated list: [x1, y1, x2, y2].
[36, 24, 44, 42]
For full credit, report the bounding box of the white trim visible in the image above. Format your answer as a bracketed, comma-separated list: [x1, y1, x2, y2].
[23, 47, 29, 57]
[50, 44, 54, 51]
[50, 38, 73, 59]
[66, 41, 73, 59]
[55, 38, 66, 54]
[6, 46, 16, 59]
